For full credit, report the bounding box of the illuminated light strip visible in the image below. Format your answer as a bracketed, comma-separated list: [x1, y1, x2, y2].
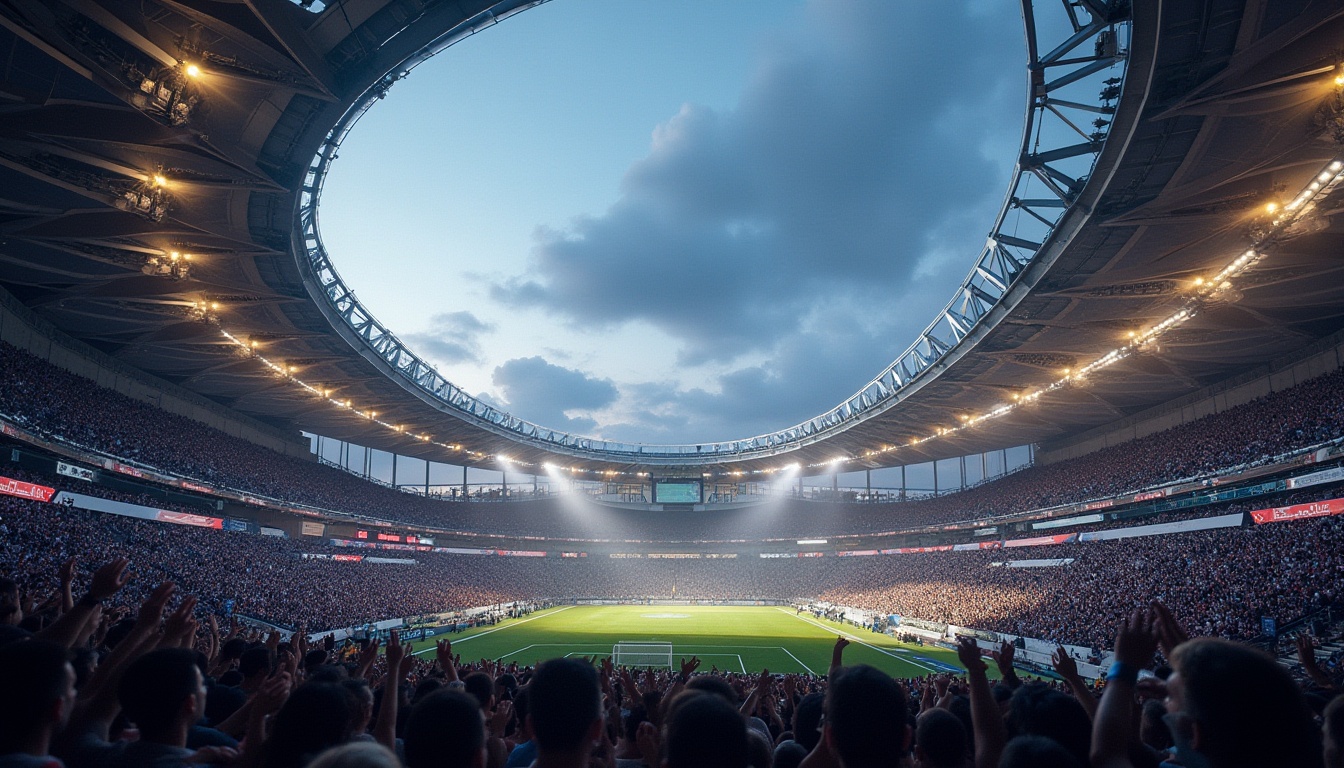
[807, 156, 1344, 471]
[208, 157, 1343, 479]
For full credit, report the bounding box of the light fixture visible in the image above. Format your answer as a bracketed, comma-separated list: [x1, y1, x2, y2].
[184, 63, 201, 78]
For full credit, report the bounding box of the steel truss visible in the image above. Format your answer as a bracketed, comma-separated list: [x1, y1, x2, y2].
[297, 0, 1132, 465]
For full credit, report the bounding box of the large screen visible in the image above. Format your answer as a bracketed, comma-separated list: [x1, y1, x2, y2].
[653, 480, 702, 504]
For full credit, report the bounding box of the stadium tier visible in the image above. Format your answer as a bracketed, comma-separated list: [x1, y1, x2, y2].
[5, 341, 1344, 539]
[3, 465, 1342, 650]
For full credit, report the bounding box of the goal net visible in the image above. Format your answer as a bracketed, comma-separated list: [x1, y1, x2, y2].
[612, 642, 674, 668]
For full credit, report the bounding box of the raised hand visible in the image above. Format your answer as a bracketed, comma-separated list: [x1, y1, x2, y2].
[163, 595, 199, 647]
[934, 674, 951, 697]
[1113, 608, 1158, 670]
[956, 637, 987, 674]
[1051, 646, 1078, 679]
[385, 630, 406, 673]
[59, 557, 76, 586]
[254, 671, 291, 716]
[1150, 601, 1189, 659]
[86, 557, 132, 601]
[755, 668, 771, 693]
[135, 582, 177, 630]
[488, 699, 514, 738]
[679, 656, 701, 678]
[1295, 633, 1316, 665]
[635, 721, 660, 767]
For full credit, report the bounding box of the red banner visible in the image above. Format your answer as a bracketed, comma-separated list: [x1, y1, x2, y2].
[155, 511, 223, 528]
[1133, 490, 1166, 502]
[1003, 533, 1076, 548]
[1084, 500, 1115, 510]
[333, 554, 364, 562]
[0, 475, 55, 502]
[111, 463, 147, 479]
[1250, 497, 1344, 524]
[894, 545, 954, 554]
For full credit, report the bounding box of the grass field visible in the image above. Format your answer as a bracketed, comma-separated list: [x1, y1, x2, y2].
[405, 605, 976, 679]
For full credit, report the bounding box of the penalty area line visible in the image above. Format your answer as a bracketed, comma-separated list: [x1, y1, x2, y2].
[774, 608, 936, 673]
[779, 646, 816, 675]
[412, 605, 576, 656]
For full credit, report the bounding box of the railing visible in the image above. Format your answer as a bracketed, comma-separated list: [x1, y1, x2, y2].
[295, 0, 1133, 465]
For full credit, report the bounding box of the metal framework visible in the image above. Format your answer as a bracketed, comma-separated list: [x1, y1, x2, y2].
[297, 0, 1132, 465]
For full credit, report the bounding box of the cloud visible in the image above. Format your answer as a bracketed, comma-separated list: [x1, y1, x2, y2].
[596, 302, 934, 444]
[492, 0, 1021, 370]
[491, 356, 619, 433]
[403, 311, 494, 365]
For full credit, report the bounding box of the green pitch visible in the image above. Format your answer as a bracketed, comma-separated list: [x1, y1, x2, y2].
[407, 605, 973, 679]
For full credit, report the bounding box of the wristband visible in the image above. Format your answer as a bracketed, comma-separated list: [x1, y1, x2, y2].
[1106, 661, 1137, 684]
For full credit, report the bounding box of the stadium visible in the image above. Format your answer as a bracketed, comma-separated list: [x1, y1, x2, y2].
[0, 0, 1342, 766]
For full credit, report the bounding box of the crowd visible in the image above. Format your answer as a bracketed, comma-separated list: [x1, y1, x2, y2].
[1, 555, 1338, 768]
[3, 462, 1343, 649]
[4, 340, 1344, 538]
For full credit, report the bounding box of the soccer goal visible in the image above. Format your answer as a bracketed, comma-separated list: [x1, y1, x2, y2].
[612, 642, 674, 668]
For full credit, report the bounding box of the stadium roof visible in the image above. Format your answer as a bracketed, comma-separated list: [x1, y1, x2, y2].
[1, 0, 1343, 476]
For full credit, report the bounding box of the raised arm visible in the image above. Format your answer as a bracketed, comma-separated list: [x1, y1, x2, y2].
[1090, 609, 1157, 768]
[1052, 646, 1097, 720]
[1295, 634, 1334, 689]
[436, 638, 459, 682]
[37, 557, 130, 648]
[373, 631, 406, 751]
[828, 636, 850, 680]
[995, 641, 1022, 690]
[58, 557, 76, 615]
[957, 637, 1006, 768]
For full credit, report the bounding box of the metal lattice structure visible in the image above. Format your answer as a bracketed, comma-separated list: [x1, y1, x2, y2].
[297, 0, 1133, 465]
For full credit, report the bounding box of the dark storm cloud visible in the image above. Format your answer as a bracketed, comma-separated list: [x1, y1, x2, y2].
[403, 311, 494, 365]
[492, 356, 620, 433]
[492, 0, 1022, 366]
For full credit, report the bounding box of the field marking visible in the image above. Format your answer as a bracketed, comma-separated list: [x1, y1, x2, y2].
[558, 649, 747, 674]
[411, 606, 575, 656]
[499, 643, 805, 675]
[774, 608, 937, 673]
[779, 646, 817, 675]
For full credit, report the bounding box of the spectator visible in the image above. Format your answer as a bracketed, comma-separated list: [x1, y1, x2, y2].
[403, 690, 486, 768]
[0, 640, 76, 765]
[823, 665, 910, 768]
[528, 659, 602, 768]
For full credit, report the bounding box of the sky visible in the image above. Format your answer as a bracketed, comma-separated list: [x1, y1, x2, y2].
[319, 0, 1025, 447]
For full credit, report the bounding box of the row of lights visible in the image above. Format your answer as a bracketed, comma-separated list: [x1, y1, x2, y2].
[188, 72, 1344, 482]
[848, 152, 1343, 470]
